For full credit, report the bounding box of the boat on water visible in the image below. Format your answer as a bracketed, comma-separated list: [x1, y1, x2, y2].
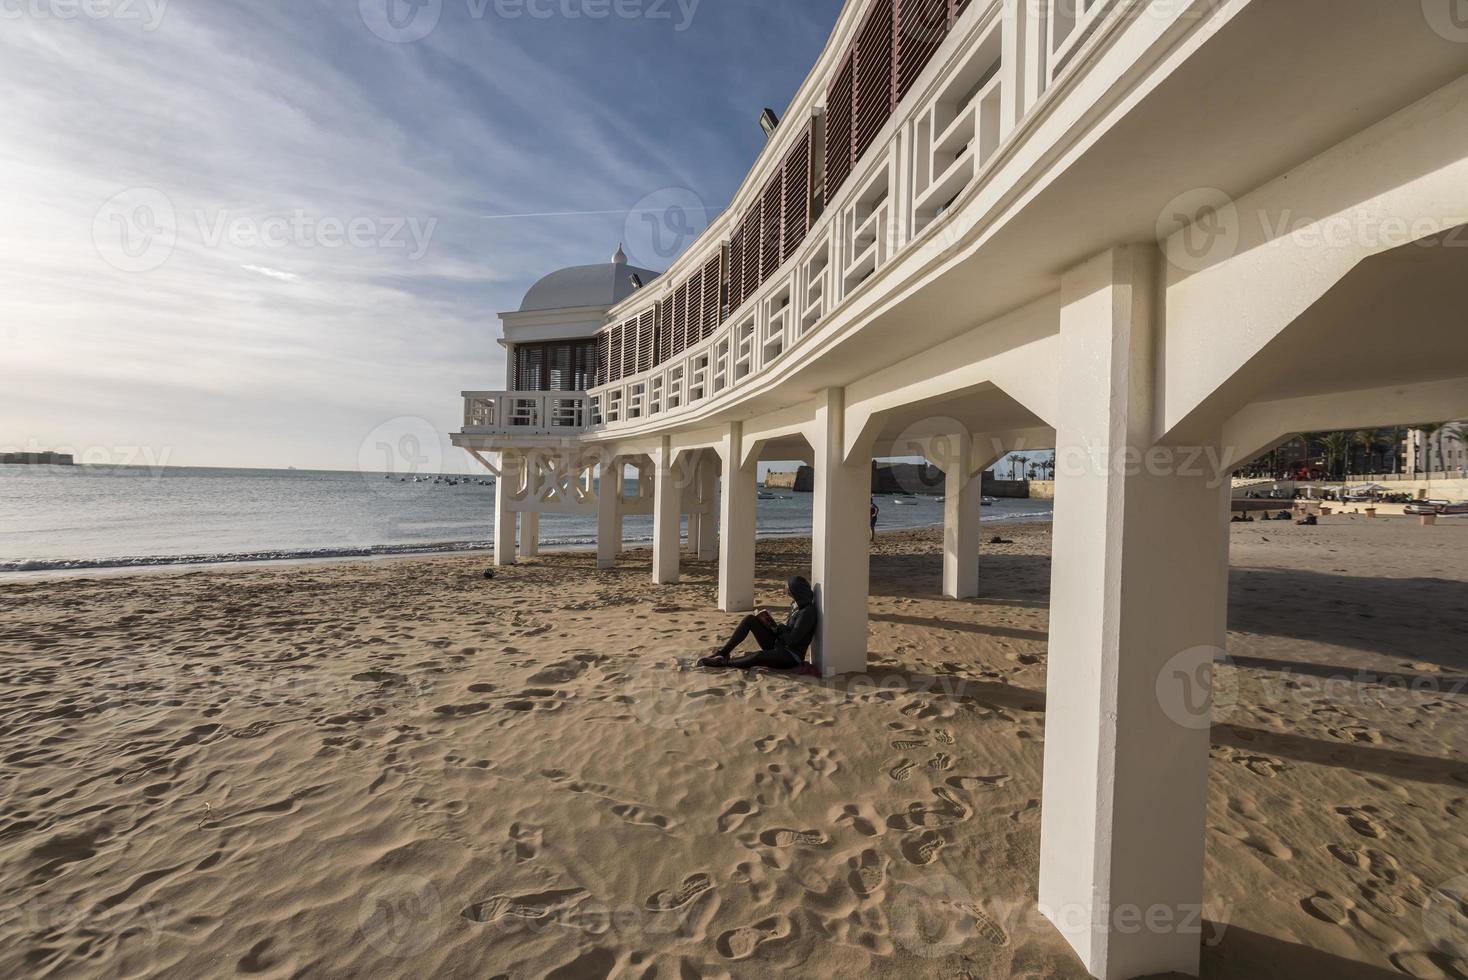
[981, 496, 998, 506]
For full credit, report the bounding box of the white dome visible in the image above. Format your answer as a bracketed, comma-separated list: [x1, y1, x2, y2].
[518, 248, 659, 313]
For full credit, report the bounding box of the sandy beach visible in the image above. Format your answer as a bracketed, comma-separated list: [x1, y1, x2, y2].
[1, 518, 1465, 979]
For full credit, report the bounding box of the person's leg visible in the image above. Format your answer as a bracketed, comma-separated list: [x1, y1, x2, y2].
[723, 647, 800, 670]
[716, 615, 777, 657]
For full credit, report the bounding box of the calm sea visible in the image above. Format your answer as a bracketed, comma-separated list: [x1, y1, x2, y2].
[0, 465, 1053, 573]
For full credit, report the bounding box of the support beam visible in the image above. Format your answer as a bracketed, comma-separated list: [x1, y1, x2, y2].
[652, 440, 681, 585]
[697, 452, 720, 562]
[719, 424, 757, 612]
[597, 456, 621, 570]
[942, 436, 982, 600]
[519, 510, 539, 558]
[493, 452, 519, 567]
[811, 388, 870, 676]
[1040, 246, 1228, 979]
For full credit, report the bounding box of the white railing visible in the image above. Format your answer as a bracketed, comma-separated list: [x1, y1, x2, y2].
[515, 0, 1123, 438]
[461, 391, 591, 436]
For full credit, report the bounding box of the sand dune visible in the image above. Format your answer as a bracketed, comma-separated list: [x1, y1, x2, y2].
[0, 519, 1464, 978]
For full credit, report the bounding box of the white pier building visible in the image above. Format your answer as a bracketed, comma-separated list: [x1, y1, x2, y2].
[451, 2, 1468, 975]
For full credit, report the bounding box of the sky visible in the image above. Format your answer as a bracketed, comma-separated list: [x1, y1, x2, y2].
[1, 0, 846, 472]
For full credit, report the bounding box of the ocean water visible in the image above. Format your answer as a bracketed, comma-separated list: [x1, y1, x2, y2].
[0, 465, 1054, 573]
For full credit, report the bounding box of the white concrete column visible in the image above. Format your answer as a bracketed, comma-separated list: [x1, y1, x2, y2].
[697, 451, 720, 562]
[519, 511, 539, 558]
[596, 456, 621, 570]
[811, 388, 871, 676]
[941, 435, 982, 600]
[1039, 245, 1230, 980]
[719, 424, 757, 612]
[493, 452, 519, 567]
[652, 440, 681, 585]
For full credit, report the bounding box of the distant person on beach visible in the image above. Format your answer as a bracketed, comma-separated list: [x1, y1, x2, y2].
[697, 576, 817, 671]
[870, 499, 880, 541]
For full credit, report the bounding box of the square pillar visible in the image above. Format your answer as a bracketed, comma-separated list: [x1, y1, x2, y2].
[1039, 246, 1230, 979]
[811, 388, 870, 676]
[697, 451, 720, 562]
[652, 440, 681, 585]
[493, 452, 519, 567]
[519, 511, 539, 558]
[941, 435, 983, 600]
[596, 456, 621, 570]
[719, 424, 757, 612]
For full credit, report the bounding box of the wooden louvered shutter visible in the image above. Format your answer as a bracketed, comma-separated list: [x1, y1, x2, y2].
[898, 0, 950, 100]
[673, 281, 689, 356]
[855, 0, 896, 164]
[595, 330, 609, 386]
[656, 299, 671, 365]
[728, 231, 745, 313]
[782, 126, 812, 260]
[740, 203, 761, 301]
[619, 320, 635, 378]
[636, 310, 655, 373]
[760, 174, 783, 282]
[825, 52, 855, 202]
[700, 252, 722, 338]
[686, 271, 702, 347]
[607, 325, 622, 382]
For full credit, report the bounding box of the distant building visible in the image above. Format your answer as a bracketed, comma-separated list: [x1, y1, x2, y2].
[1, 451, 74, 466]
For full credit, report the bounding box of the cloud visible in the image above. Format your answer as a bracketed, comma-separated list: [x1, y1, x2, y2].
[242, 265, 303, 283]
[0, 0, 844, 469]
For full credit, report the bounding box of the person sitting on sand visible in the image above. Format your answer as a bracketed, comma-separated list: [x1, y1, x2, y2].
[697, 576, 817, 671]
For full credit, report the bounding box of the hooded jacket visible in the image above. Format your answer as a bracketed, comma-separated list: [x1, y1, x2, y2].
[775, 576, 818, 660]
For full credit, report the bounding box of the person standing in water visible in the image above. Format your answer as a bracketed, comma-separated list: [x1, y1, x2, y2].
[870, 498, 880, 542]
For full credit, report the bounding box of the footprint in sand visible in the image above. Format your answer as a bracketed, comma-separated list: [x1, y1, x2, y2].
[891, 739, 927, 751]
[610, 803, 674, 830]
[927, 753, 955, 772]
[947, 773, 1011, 792]
[645, 872, 714, 912]
[848, 848, 888, 897]
[759, 828, 829, 848]
[901, 830, 946, 866]
[931, 728, 956, 745]
[755, 735, 790, 754]
[888, 759, 915, 782]
[952, 902, 1011, 947]
[1336, 806, 1387, 839]
[463, 887, 588, 924]
[718, 799, 757, 833]
[1301, 891, 1350, 925]
[717, 915, 792, 960]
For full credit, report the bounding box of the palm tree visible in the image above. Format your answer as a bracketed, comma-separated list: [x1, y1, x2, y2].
[1320, 432, 1354, 481]
[1415, 423, 1444, 483]
[1354, 429, 1385, 476]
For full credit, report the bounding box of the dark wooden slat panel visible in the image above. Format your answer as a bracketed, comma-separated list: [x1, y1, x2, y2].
[760, 173, 783, 283]
[825, 51, 855, 202]
[656, 298, 671, 365]
[596, 330, 609, 387]
[855, 0, 896, 164]
[898, 0, 949, 100]
[740, 202, 762, 302]
[701, 252, 722, 338]
[636, 309, 655, 374]
[607, 324, 623, 382]
[782, 125, 812, 260]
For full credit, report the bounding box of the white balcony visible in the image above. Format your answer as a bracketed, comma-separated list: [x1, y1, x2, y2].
[461, 391, 593, 437]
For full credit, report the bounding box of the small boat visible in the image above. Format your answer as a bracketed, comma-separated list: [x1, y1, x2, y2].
[981, 496, 998, 506]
